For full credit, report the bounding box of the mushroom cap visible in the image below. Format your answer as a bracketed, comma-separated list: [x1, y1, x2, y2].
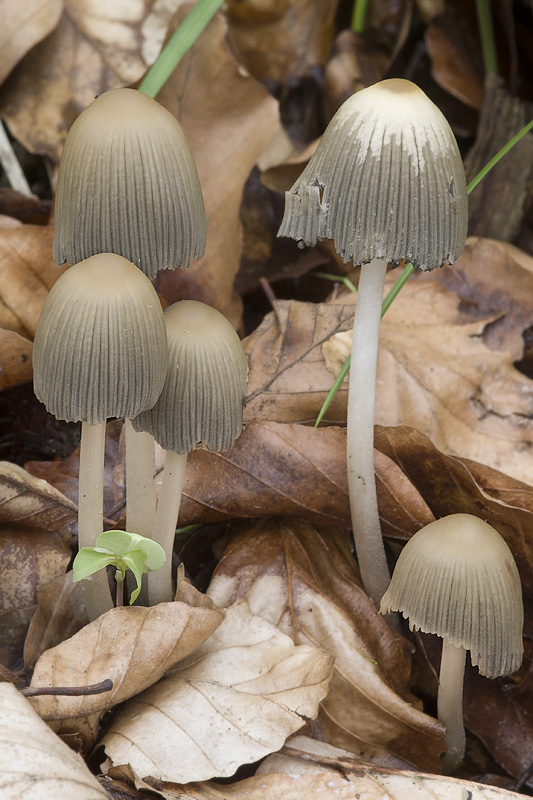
[278, 78, 468, 270]
[380, 514, 524, 678]
[132, 300, 248, 453]
[52, 88, 206, 279]
[33, 253, 168, 424]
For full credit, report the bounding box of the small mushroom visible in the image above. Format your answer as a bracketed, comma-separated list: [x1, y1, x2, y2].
[380, 513, 524, 774]
[278, 79, 468, 605]
[53, 88, 206, 279]
[133, 300, 248, 605]
[33, 253, 167, 619]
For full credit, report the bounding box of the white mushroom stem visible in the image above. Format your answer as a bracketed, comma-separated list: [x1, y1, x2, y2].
[439, 639, 467, 774]
[147, 449, 188, 605]
[125, 420, 157, 537]
[78, 421, 114, 619]
[347, 258, 391, 605]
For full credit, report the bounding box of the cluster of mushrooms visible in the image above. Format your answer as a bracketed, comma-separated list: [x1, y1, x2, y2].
[33, 79, 524, 774]
[33, 88, 248, 616]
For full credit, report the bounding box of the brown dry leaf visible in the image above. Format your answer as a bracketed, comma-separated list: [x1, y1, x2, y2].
[244, 300, 353, 424]
[326, 266, 533, 486]
[207, 517, 444, 771]
[102, 600, 333, 783]
[29, 594, 224, 740]
[0, 1, 188, 160]
[0, 461, 77, 530]
[179, 421, 350, 528]
[0, 683, 108, 800]
[24, 572, 88, 670]
[0, 329, 33, 388]
[156, 10, 279, 325]
[225, 0, 338, 84]
[0, 0, 62, 85]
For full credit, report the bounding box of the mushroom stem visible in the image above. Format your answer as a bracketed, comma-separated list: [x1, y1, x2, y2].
[438, 639, 467, 774]
[147, 449, 188, 605]
[347, 258, 390, 605]
[78, 421, 114, 619]
[125, 420, 157, 537]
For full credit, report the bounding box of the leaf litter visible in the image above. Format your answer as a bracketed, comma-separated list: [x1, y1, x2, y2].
[1, 0, 533, 797]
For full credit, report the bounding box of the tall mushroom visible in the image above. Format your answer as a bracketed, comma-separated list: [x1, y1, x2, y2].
[132, 300, 248, 605]
[52, 86, 207, 542]
[380, 513, 524, 773]
[33, 253, 167, 619]
[278, 79, 468, 605]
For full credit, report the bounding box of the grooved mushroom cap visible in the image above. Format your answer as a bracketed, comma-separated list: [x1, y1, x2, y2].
[52, 88, 206, 279]
[132, 300, 248, 453]
[278, 78, 468, 270]
[33, 253, 168, 424]
[380, 514, 524, 679]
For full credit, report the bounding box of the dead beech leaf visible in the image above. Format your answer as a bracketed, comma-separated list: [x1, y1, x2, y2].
[157, 10, 279, 326]
[225, 0, 338, 84]
[0, 1, 188, 160]
[0, 461, 77, 531]
[102, 600, 334, 783]
[207, 518, 444, 771]
[0, 683, 108, 800]
[0, 329, 33, 388]
[0, 0, 62, 85]
[29, 596, 224, 728]
[24, 572, 88, 670]
[244, 300, 353, 424]
[179, 421, 350, 528]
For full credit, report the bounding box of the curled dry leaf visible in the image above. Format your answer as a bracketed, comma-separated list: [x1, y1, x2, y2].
[157, 10, 279, 325]
[207, 517, 444, 771]
[0, 0, 188, 160]
[179, 421, 350, 528]
[102, 600, 334, 783]
[0, 461, 77, 531]
[0, 683, 108, 800]
[29, 594, 224, 750]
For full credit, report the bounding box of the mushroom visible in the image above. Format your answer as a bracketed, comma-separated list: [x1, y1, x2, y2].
[33, 253, 167, 619]
[52, 87, 206, 279]
[278, 79, 468, 605]
[380, 513, 524, 774]
[132, 300, 248, 605]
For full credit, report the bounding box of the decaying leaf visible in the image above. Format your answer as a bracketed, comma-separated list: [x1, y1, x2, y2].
[0, 461, 77, 531]
[0, 683, 108, 799]
[207, 517, 444, 771]
[102, 600, 333, 783]
[0, 0, 188, 160]
[156, 10, 279, 326]
[29, 594, 224, 740]
[244, 300, 353, 424]
[0, 0, 62, 85]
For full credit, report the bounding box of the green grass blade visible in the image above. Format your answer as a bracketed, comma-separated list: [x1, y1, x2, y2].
[139, 0, 224, 98]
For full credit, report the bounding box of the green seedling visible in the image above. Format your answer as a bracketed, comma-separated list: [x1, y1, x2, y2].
[73, 530, 166, 606]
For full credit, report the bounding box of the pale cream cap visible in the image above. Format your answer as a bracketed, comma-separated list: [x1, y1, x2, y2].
[278, 79, 468, 270]
[380, 513, 524, 678]
[133, 300, 248, 453]
[33, 253, 167, 424]
[53, 88, 206, 278]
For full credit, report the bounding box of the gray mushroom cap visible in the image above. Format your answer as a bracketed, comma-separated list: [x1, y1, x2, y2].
[33, 253, 168, 424]
[278, 79, 468, 270]
[133, 300, 248, 453]
[52, 88, 206, 279]
[380, 513, 524, 679]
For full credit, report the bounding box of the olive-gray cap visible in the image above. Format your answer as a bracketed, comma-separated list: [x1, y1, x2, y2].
[33, 253, 168, 424]
[53, 88, 206, 279]
[133, 300, 248, 453]
[380, 513, 524, 679]
[278, 78, 468, 270]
